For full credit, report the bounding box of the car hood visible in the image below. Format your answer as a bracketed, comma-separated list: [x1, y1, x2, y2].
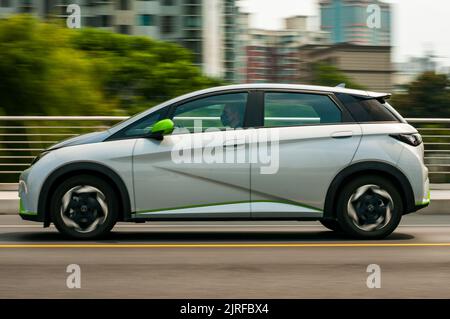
[47, 130, 110, 151]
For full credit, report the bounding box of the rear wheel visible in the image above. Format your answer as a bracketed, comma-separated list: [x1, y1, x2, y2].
[336, 175, 402, 239]
[50, 175, 118, 239]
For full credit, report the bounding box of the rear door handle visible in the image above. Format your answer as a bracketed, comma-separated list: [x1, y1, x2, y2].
[223, 140, 245, 148]
[223, 143, 245, 148]
[331, 131, 353, 139]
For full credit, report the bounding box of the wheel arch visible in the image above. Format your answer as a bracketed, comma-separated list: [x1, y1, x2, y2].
[38, 162, 132, 227]
[323, 161, 415, 219]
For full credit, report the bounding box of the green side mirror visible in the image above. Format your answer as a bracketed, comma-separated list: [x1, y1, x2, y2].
[149, 119, 174, 139]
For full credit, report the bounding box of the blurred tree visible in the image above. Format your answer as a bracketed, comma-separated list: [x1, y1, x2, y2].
[310, 63, 366, 90]
[391, 72, 450, 118]
[0, 15, 224, 183]
[0, 15, 223, 116]
[71, 29, 223, 114]
[0, 15, 112, 115]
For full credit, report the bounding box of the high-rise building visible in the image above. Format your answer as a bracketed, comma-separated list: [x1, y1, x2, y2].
[0, 0, 237, 81]
[320, 0, 391, 46]
[240, 15, 330, 83]
[234, 11, 250, 83]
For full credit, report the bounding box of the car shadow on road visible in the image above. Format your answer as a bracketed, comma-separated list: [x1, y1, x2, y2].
[4, 230, 415, 242]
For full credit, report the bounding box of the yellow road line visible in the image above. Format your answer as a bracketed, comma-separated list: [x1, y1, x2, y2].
[1, 243, 450, 248]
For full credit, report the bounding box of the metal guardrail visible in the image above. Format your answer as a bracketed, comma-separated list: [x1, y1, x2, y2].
[0, 116, 449, 183]
[411, 118, 450, 182]
[0, 116, 124, 182]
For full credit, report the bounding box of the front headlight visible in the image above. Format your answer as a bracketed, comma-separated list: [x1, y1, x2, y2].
[18, 180, 28, 195]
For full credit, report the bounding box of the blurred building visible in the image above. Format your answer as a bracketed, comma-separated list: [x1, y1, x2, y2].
[0, 0, 237, 81]
[234, 11, 250, 83]
[299, 43, 393, 91]
[240, 16, 330, 83]
[393, 55, 438, 89]
[320, 0, 391, 46]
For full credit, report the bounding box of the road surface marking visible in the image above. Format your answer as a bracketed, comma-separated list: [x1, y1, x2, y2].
[3, 224, 319, 228]
[1, 243, 450, 248]
[1, 224, 450, 228]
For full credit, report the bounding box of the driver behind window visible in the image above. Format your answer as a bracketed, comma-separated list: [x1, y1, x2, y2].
[220, 103, 245, 129]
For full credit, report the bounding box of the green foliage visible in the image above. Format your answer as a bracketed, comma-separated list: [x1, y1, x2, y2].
[310, 62, 366, 90]
[71, 28, 223, 114]
[0, 15, 112, 115]
[0, 15, 223, 116]
[391, 72, 450, 118]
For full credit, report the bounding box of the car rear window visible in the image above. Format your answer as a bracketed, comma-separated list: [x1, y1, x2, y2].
[336, 93, 400, 123]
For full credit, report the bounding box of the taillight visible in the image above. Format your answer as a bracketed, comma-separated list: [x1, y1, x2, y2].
[390, 133, 423, 147]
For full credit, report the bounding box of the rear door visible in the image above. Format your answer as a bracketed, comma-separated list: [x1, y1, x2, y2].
[250, 90, 362, 218]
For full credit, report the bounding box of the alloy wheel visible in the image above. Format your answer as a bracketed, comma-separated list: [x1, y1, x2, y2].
[346, 184, 393, 232]
[60, 185, 109, 234]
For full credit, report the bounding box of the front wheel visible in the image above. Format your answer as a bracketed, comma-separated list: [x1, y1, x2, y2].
[336, 175, 403, 239]
[50, 175, 118, 239]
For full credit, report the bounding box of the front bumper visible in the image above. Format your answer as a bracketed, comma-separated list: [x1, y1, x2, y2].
[18, 169, 43, 222]
[19, 197, 42, 222]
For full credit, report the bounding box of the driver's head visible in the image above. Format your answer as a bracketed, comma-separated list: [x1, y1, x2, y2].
[221, 103, 244, 128]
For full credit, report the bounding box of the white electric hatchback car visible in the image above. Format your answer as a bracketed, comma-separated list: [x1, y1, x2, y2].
[19, 84, 429, 239]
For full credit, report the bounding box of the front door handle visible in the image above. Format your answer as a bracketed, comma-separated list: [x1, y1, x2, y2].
[331, 131, 353, 139]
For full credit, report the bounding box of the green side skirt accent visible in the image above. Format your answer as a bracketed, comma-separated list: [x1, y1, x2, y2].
[134, 200, 322, 216]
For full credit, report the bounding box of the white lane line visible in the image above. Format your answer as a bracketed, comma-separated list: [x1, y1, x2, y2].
[2, 242, 450, 248]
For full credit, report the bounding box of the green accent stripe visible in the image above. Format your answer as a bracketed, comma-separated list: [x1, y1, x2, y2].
[134, 200, 322, 215]
[134, 201, 250, 215]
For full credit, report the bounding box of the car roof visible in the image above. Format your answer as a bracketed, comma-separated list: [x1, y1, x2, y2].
[190, 83, 390, 99]
[107, 83, 390, 135]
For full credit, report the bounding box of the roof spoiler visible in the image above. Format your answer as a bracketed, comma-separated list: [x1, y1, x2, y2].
[364, 91, 392, 101]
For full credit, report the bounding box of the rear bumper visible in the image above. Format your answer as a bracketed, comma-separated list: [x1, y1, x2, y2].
[407, 188, 430, 214]
[414, 201, 430, 211]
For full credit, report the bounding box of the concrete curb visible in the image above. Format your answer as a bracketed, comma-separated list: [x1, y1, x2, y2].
[2, 190, 449, 215]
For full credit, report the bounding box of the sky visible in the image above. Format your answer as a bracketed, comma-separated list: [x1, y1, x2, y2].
[237, 0, 450, 69]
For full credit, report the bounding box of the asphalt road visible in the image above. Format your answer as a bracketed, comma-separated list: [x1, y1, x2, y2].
[0, 214, 450, 298]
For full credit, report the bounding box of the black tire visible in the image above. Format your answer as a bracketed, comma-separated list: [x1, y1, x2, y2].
[320, 219, 342, 232]
[336, 175, 403, 239]
[50, 175, 118, 239]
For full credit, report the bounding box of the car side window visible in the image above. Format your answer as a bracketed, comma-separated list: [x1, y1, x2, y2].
[120, 108, 167, 137]
[171, 93, 248, 133]
[264, 92, 342, 127]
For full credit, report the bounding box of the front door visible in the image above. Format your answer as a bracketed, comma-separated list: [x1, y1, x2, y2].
[132, 92, 252, 219]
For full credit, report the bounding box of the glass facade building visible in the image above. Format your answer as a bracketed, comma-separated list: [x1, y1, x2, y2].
[320, 0, 391, 46]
